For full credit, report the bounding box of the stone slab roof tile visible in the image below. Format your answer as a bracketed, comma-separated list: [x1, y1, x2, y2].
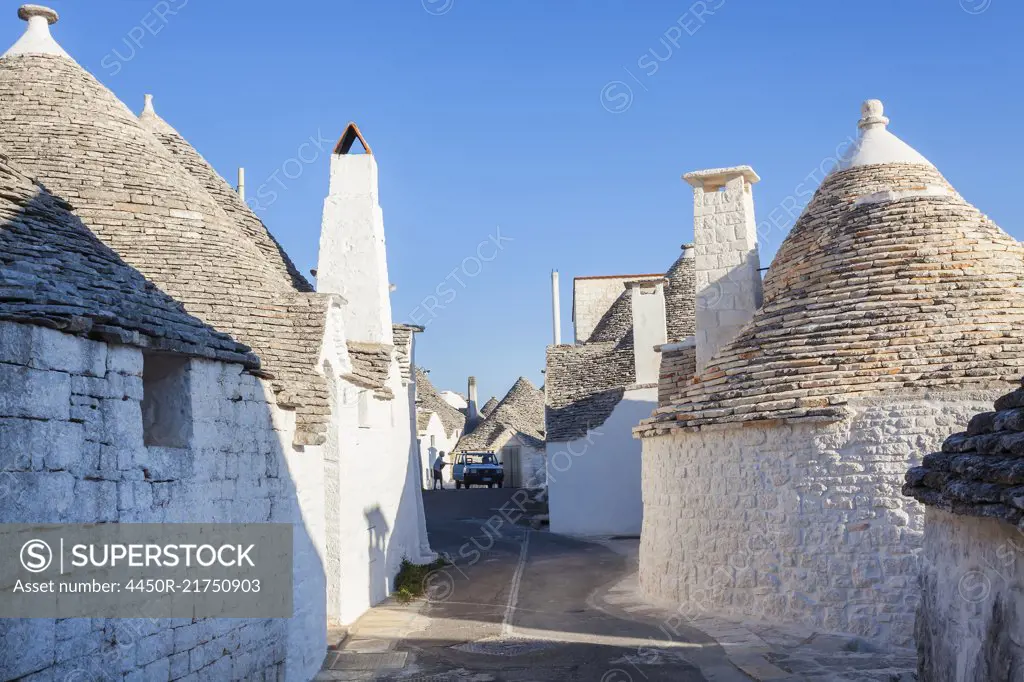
[546, 246, 696, 441]
[414, 367, 466, 436]
[636, 161, 1024, 438]
[345, 341, 394, 400]
[0, 51, 331, 445]
[480, 397, 499, 418]
[0, 154, 255, 363]
[904, 380, 1024, 527]
[455, 377, 544, 451]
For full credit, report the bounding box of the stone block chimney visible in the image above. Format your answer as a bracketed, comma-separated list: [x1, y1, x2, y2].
[625, 279, 668, 385]
[466, 376, 480, 428]
[684, 166, 763, 374]
[317, 123, 393, 344]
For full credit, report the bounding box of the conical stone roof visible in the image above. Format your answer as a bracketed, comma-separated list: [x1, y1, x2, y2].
[479, 397, 499, 418]
[138, 96, 313, 294]
[664, 245, 696, 343]
[414, 367, 466, 437]
[0, 9, 330, 444]
[455, 377, 544, 451]
[637, 101, 1024, 437]
[0, 153, 253, 362]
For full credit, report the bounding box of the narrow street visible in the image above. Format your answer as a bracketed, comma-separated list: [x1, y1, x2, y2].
[319, 489, 751, 681]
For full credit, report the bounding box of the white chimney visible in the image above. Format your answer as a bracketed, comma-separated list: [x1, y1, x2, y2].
[237, 167, 245, 202]
[316, 122, 393, 344]
[684, 166, 762, 375]
[466, 376, 480, 427]
[551, 270, 561, 345]
[625, 279, 668, 385]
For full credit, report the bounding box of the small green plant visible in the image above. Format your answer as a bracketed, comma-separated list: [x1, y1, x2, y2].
[392, 556, 451, 603]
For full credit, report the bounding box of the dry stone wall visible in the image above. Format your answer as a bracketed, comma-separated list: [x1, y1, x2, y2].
[914, 509, 1024, 681]
[640, 392, 996, 647]
[0, 321, 326, 682]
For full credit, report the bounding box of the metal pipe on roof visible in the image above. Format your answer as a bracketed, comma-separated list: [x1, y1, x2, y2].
[551, 269, 561, 345]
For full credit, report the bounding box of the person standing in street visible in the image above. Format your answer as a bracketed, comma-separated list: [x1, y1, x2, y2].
[432, 451, 447, 490]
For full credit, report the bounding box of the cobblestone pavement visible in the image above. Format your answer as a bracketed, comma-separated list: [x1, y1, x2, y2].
[318, 490, 917, 681]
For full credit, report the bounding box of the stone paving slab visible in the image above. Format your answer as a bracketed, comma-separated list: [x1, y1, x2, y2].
[596, 568, 916, 682]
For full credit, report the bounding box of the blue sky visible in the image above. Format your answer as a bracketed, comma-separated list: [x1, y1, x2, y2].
[3, 0, 1020, 403]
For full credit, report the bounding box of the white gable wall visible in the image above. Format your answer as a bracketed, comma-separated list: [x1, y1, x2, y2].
[547, 386, 655, 537]
[325, 351, 434, 626]
[418, 412, 460, 488]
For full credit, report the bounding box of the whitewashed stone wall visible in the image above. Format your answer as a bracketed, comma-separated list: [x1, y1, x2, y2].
[508, 437, 546, 489]
[915, 509, 1024, 681]
[548, 386, 655, 536]
[640, 392, 997, 647]
[418, 414, 459, 489]
[689, 171, 762, 374]
[325, 350, 434, 626]
[0, 321, 327, 682]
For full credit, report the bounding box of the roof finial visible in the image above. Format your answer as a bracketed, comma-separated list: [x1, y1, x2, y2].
[4, 4, 69, 59]
[143, 94, 156, 116]
[18, 5, 58, 24]
[858, 99, 889, 130]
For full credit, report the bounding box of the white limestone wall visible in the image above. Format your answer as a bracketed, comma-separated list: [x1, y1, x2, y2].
[691, 173, 762, 374]
[0, 321, 327, 682]
[548, 387, 655, 537]
[317, 154, 393, 345]
[327, 354, 434, 625]
[915, 509, 1024, 681]
[418, 414, 459, 489]
[639, 392, 997, 647]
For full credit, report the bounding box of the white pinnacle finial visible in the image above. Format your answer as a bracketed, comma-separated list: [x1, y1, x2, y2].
[858, 99, 889, 129]
[3, 4, 70, 59]
[143, 94, 156, 116]
[836, 99, 934, 172]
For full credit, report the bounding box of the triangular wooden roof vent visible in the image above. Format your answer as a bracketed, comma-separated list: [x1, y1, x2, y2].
[334, 122, 372, 155]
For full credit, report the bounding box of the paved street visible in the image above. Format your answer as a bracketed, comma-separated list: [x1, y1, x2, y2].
[319, 489, 749, 681]
[318, 489, 917, 681]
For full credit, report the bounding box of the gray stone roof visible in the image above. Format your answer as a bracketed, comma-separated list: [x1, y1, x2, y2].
[637, 162, 1024, 437]
[545, 342, 635, 442]
[664, 249, 696, 342]
[587, 287, 635, 345]
[0, 154, 254, 364]
[0, 51, 331, 445]
[415, 367, 466, 437]
[455, 377, 545, 451]
[392, 324, 422, 386]
[480, 397, 499, 418]
[346, 342, 394, 400]
[138, 99, 313, 294]
[904, 382, 1024, 527]
[546, 247, 696, 442]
